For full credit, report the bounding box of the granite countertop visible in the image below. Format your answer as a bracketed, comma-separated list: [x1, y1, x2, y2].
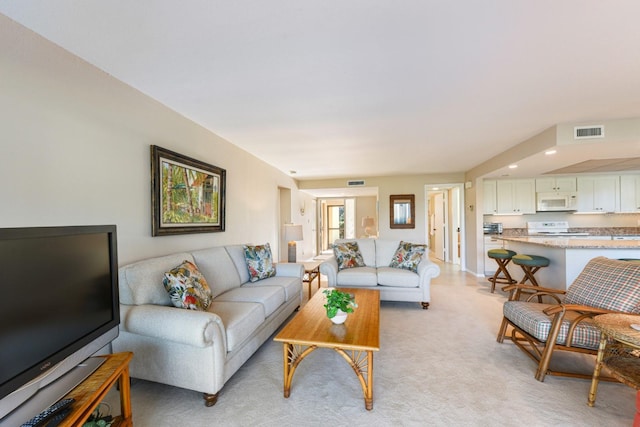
[498, 236, 640, 249]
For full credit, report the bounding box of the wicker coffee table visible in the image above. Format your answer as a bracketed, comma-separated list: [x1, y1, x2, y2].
[273, 288, 380, 410]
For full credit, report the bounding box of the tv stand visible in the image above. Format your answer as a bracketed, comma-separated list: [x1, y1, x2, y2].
[60, 352, 133, 426]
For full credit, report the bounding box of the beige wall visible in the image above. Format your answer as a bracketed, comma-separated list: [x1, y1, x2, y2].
[0, 16, 308, 265]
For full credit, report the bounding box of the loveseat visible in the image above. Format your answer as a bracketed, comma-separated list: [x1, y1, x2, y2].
[111, 244, 303, 406]
[319, 239, 440, 309]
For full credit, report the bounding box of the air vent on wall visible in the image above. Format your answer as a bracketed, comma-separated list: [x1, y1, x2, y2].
[574, 125, 604, 139]
[347, 180, 365, 186]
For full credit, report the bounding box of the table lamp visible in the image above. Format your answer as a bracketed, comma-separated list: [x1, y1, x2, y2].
[284, 224, 303, 262]
[362, 216, 376, 238]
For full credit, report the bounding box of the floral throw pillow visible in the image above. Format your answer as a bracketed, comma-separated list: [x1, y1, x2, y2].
[244, 243, 276, 282]
[163, 260, 212, 311]
[389, 241, 426, 273]
[333, 241, 366, 271]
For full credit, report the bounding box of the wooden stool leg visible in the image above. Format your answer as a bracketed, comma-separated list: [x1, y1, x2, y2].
[519, 265, 543, 303]
[489, 258, 516, 293]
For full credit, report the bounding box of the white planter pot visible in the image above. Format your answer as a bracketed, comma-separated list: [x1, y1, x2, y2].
[330, 309, 348, 324]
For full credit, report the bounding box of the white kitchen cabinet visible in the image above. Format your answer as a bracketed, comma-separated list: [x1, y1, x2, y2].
[496, 179, 536, 214]
[576, 175, 620, 213]
[620, 175, 640, 212]
[483, 180, 497, 214]
[535, 177, 577, 192]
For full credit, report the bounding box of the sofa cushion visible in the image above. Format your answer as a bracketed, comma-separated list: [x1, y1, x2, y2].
[333, 241, 366, 270]
[225, 245, 251, 284]
[389, 241, 426, 273]
[503, 301, 601, 350]
[215, 285, 285, 318]
[163, 260, 213, 311]
[208, 301, 265, 353]
[243, 243, 276, 282]
[564, 257, 640, 313]
[119, 252, 194, 306]
[377, 266, 420, 288]
[191, 247, 242, 298]
[336, 266, 378, 287]
[375, 239, 401, 267]
[243, 275, 301, 301]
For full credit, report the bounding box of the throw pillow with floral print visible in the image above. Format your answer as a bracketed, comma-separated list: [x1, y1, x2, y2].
[332, 241, 366, 271]
[244, 243, 277, 282]
[163, 260, 212, 310]
[389, 241, 426, 273]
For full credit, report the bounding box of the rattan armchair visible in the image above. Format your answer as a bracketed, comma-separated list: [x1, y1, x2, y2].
[496, 257, 640, 382]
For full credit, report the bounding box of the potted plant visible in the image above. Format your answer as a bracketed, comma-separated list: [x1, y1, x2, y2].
[323, 289, 357, 324]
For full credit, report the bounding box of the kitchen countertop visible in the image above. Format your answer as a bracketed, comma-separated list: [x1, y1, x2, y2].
[498, 236, 640, 249]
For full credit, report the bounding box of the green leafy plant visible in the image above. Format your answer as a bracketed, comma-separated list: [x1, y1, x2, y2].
[323, 289, 357, 318]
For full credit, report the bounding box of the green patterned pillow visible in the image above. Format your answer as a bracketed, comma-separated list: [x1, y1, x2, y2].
[389, 241, 426, 273]
[332, 241, 366, 271]
[244, 243, 276, 282]
[163, 260, 212, 310]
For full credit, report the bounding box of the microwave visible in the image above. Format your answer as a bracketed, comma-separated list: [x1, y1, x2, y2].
[536, 191, 578, 212]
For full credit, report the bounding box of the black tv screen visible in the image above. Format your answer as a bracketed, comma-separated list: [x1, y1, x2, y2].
[0, 225, 119, 415]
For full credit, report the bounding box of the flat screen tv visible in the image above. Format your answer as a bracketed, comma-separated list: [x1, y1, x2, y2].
[0, 225, 120, 421]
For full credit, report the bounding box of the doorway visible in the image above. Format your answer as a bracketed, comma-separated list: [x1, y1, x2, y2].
[426, 184, 464, 268]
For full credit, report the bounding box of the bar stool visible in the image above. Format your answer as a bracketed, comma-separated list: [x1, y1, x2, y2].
[512, 254, 550, 302]
[487, 249, 517, 293]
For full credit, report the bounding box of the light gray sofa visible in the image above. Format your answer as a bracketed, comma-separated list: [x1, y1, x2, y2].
[111, 245, 303, 406]
[319, 239, 440, 309]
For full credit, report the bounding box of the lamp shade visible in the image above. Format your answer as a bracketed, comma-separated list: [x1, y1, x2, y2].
[362, 217, 375, 228]
[284, 224, 303, 242]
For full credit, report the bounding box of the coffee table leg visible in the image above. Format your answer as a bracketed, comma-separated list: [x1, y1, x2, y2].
[283, 343, 292, 398]
[334, 349, 375, 410]
[282, 343, 317, 399]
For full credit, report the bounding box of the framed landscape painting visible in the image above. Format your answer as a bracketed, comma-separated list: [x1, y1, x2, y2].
[151, 145, 226, 236]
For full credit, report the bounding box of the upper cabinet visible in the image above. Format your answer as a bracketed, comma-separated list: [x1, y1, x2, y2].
[496, 179, 536, 214]
[483, 180, 497, 214]
[576, 175, 620, 213]
[620, 175, 640, 212]
[535, 177, 577, 193]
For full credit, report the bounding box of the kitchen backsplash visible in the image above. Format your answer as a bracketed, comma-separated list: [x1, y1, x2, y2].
[501, 227, 640, 237]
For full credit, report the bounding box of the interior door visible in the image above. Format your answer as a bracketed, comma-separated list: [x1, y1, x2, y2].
[433, 192, 447, 261]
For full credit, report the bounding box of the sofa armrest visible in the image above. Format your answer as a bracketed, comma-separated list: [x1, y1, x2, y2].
[120, 304, 226, 349]
[275, 262, 304, 280]
[319, 257, 339, 286]
[417, 258, 440, 287]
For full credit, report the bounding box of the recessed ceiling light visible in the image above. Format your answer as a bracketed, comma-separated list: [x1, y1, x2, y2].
[545, 150, 557, 155]
[508, 164, 518, 169]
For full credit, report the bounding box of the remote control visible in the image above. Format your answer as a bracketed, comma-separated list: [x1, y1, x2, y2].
[20, 398, 75, 427]
[42, 407, 72, 427]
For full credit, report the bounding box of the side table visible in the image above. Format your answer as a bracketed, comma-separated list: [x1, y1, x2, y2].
[589, 313, 640, 415]
[60, 351, 134, 426]
[300, 261, 321, 299]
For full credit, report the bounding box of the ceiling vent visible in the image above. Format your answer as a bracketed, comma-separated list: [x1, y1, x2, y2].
[347, 180, 365, 186]
[574, 125, 604, 140]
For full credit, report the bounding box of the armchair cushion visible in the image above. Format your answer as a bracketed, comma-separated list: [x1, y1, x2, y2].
[332, 241, 366, 270]
[564, 257, 640, 313]
[503, 301, 601, 350]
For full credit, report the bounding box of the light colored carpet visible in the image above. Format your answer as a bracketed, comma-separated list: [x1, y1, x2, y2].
[107, 275, 637, 426]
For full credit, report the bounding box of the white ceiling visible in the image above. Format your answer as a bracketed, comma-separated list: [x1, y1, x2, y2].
[2, 1, 640, 181]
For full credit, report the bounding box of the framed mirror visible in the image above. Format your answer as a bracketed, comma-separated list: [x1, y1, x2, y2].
[390, 194, 415, 229]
